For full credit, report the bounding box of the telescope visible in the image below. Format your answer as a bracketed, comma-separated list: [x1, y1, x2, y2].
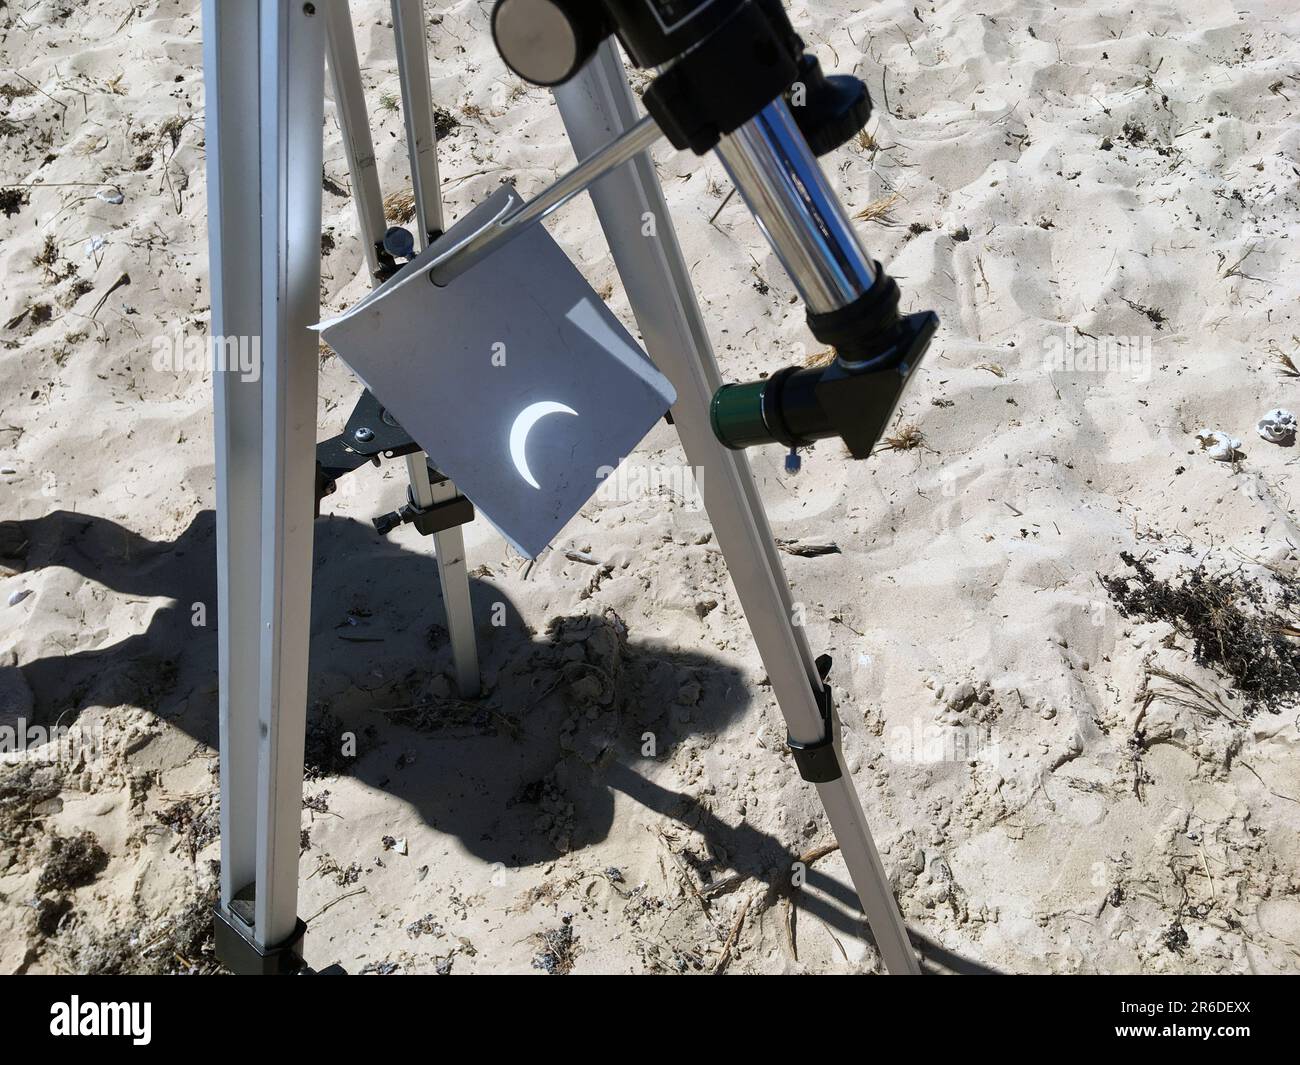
[491, 0, 939, 461]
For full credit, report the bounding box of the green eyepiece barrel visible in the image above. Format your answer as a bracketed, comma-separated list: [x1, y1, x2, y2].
[710, 379, 773, 450]
[711, 365, 838, 450]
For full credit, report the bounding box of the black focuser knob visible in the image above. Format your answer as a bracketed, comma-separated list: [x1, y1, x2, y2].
[786, 53, 873, 157]
[491, 0, 611, 87]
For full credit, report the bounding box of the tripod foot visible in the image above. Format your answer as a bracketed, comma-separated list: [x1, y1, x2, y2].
[213, 904, 308, 976]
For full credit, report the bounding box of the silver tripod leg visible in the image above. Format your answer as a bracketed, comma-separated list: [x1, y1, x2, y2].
[391, 0, 479, 698]
[324, 0, 479, 697]
[324, 0, 386, 278]
[554, 42, 918, 974]
[205, 0, 322, 968]
[391, 0, 444, 242]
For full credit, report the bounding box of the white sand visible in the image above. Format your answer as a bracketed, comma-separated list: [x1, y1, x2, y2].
[2, 0, 1300, 973]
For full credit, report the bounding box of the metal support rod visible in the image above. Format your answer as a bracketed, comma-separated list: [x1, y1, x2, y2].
[324, 0, 387, 276]
[555, 42, 918, 974]
[714, 98, 876, 316]
[251, 0, 325, 948]
[392, 0, 444, 241]
[389, 0, 480, 697]
[428, 113, 660, 285]
[204, 0, 263, 923]
[407, 458, 479, 696]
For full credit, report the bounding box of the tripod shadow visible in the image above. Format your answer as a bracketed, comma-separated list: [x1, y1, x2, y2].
[6, 510, 760, 873]
[9, 509, 217, 719]
[6, 508, 999, 971]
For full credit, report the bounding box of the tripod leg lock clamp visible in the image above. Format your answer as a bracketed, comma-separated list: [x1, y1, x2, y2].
[212, 906, 308, 976]
[373, 490, 475, 538]
[408, 493, 475, 537]
[788, 654, 843, 783]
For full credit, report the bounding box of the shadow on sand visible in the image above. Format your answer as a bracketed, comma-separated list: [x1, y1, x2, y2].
[5, 508, 999, 972]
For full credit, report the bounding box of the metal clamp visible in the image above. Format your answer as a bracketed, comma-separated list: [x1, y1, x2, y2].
[374, 483, 475, 537]
[787, 654, 842, 783]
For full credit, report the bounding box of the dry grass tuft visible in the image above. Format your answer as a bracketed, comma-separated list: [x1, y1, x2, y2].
[882, 423, 925, 451]
[854, 192, 901, 224]
[383, 188, 416, 224]
[1271, 349, 1300, 378]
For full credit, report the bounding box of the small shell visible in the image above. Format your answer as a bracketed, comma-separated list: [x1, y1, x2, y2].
[8, 588, 32, 607]
[1256, 408, 1297, 444]
[1194, 428, 1242, 462]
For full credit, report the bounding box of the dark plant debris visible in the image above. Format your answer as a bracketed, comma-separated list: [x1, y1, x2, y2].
[37, 830, 109, 893]
[532, 918, 578, 974]
[1, 186, 28, 217]
[1100, 552, 1300, 715]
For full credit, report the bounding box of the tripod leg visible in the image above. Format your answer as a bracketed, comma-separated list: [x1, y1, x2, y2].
[204, 0, 262, 934]
[554, 42, 919, 974]
[407, 457, 480, 697]
[324, 0, 387, 278]
[391, 0, 479, 697]
[204, 0, 322, 972]
[391, 0, 444, 243]
[251, 0, 324, 949]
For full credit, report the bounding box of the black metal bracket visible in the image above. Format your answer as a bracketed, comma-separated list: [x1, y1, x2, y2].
[788, 653, 843, 783]
[372, 239, 400, 281]
[315, 390, 474, 539]
[374, 484, 475, 537]
[641, 2, 798, 154]
[316, 389, 422, 513]
[213, 891, 308, 976]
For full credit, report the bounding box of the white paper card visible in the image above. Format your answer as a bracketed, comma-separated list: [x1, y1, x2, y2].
[316, 186, 676, 558]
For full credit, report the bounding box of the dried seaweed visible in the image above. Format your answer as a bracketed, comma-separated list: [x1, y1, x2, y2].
[1100, 552, 1300, 715]
[37, 830, 108, 893]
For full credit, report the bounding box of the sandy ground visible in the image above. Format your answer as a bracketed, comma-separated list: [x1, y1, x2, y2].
[3, 0, 1300, 974]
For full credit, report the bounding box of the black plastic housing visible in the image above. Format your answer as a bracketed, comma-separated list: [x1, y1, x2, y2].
[710, 310, 937, 458]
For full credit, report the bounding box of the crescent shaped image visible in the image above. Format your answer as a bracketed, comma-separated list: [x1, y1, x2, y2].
[508, 400, 579, 489]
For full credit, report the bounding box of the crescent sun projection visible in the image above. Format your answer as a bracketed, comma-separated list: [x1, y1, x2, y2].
[509, 400, 578, 489]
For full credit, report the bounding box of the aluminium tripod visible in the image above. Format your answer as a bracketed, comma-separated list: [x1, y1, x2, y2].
[204, 0, 924, 975]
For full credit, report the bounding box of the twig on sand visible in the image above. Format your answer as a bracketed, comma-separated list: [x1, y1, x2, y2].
[708, 187, 736, 226]
[304, 886, 367, 923]
[1236, 760, 1300, 805]
[784, 897, 798, 960]
[11, 72, 66, 125]
[655, 828, 709, 909]
[799, 842, 841, 866]
[1146, 666, 1241, 724]
[1270, 349, 1300, 378]
[784, 843, 840, 962]
[90, 272, 131, 320]
[712, 897, 750, 974]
